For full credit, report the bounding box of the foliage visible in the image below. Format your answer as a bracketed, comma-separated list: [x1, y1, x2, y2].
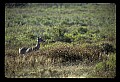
[94, 54, 116, 78]
[5, 3, 116, 78]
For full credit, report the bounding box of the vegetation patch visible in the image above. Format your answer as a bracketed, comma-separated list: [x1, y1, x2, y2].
[5, 3, 116, 78]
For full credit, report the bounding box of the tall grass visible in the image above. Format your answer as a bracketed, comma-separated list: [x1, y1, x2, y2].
[5, 3, 116, 78]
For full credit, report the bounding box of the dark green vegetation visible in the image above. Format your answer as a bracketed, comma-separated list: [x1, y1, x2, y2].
[5, 3, 116, 78]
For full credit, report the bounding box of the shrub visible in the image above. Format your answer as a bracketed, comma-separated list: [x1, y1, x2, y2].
[63, 33, 73, 43]
[63, 36, 72, 43]
[100, 42, 115, 54]
[51, 26, 68, 42]
[78, 27, 88, 34]
[94, 54, 116, 77]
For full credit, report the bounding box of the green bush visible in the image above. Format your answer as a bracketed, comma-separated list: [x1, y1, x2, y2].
[78, 27, 88, 34]
[94, 54, 116, 77]
[100, 42, 115, 54]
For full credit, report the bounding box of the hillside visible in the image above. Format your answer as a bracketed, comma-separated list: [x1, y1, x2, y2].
[5, 3, 116, 78]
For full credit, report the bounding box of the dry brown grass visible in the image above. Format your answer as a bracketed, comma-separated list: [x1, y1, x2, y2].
[5, 42, 115, 78]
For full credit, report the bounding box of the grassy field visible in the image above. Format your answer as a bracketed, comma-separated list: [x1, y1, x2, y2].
[5, 3, 116, 78]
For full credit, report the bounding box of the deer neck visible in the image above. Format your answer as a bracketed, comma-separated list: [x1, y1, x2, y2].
[35, 41, 40, 49]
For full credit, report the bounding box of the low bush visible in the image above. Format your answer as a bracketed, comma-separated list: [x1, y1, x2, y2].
[100, 42, 115, 54]
[94, 53, 116, 78]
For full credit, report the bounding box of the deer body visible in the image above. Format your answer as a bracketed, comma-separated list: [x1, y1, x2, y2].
[19, 47, 28, 54]
[33, 42, 40, 51]
[19, 37, 44, 55]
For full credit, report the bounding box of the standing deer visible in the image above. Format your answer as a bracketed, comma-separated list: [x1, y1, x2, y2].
[19, 37, 45, 55]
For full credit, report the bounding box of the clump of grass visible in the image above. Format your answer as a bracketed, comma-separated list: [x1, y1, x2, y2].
[5, 49, 18, 57]
[94, 53, 116, 78]
[39, 42, 106, 65]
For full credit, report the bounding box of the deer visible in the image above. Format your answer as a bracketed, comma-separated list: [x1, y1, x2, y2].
[19, 37, 45, 55]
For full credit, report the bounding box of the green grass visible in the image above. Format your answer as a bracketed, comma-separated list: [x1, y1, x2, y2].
[5, 3, 116, 78]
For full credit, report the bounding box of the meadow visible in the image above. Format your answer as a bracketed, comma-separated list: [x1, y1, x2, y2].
[5, 3, 116, 78]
